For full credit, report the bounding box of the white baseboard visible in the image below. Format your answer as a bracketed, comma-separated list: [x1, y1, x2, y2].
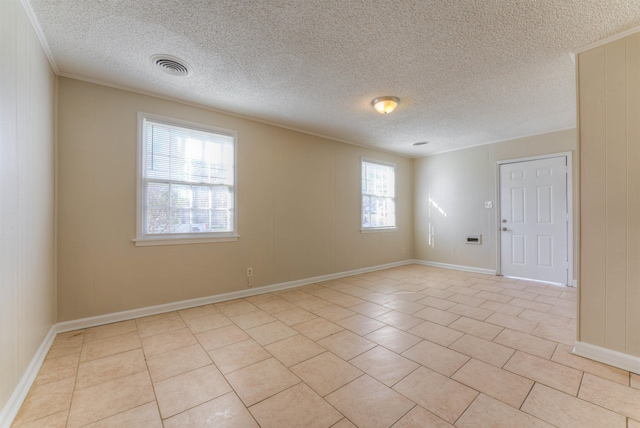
[0, 326, 57, 428]
[57, 259, 414, 333]
[573, 341, 640, 375]
[412, 259, 496, 276]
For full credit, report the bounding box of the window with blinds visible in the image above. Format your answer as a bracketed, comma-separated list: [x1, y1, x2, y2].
[136, 113, 238, 245]
[361, 159, 396, 230]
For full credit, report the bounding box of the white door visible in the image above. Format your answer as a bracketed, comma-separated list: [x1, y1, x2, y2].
[500, 156, 568, 284]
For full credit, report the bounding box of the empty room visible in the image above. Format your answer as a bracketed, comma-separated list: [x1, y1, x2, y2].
[2, 0, 640, 427]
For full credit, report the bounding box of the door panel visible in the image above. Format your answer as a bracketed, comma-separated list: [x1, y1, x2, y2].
[500, 157, 568, 284]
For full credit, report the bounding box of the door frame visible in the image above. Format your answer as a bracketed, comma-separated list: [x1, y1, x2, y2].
[495, 152, 574, 286]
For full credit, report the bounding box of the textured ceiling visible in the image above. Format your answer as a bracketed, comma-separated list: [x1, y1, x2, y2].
[25, 0, 640, 157]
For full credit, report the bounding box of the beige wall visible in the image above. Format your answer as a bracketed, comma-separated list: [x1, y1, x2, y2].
[0, 0, 56, 413]
[578, 33, 640, 357]
[56, 78, 413, 322]
[413, 129, 577, 273]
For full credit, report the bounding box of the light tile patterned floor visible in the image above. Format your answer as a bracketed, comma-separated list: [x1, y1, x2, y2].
[11, 265, 640, 427]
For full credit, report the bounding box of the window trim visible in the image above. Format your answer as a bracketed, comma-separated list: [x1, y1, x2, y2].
[134, 112, 239, 246]
[360, 157, 397, 232]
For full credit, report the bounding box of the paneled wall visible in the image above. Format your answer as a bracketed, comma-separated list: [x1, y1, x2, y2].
[56, 78, 413, 322]
[578, 33, 640, 357]
[0, 0, 56, 414]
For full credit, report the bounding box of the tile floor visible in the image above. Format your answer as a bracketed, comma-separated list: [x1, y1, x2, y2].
[11, 264, 640, 427]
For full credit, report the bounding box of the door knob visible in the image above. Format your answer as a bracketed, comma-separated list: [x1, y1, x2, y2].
[502, 227, 507, 231]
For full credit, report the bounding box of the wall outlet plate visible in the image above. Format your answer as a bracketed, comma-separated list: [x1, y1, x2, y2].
[484, 201, 493, 208]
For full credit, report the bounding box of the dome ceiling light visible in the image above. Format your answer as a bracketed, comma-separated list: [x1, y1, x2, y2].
[371, 96, 400, 114]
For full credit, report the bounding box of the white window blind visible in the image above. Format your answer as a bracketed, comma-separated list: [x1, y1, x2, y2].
[137, 114, 237, 244]
[362, 160, 396, 230]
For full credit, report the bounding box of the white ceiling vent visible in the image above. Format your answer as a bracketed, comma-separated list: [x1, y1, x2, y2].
[151, 55, 191, 77]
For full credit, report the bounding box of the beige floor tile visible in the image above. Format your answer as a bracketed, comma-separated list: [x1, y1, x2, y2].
[79, 331, 141, 363]
[265, 334, 326, 367]
[295, 317, 345, 340]
[523, 285, 562, 297]
[291, 352, 362, 396]
[311, 305, 356, 322]
[402, 339, 469, 376]
[416, 296, 457, 310]
[632, 373, 640, 390]
[326, 294, 366, 308]
[375, 310, 424, 331]
[407, 321, 464, 347]
[253, 297, 297, 314]
[365, 326, 422, 353]
[446, 294, 487, 308]
[501, 288, 539, 300]
[350, 346, 419, 387]
[11, 410, 68, 428]
[393, 367, 478, 424]
[84, 320, 137, 342]
[134, 311, 177, 323]
[479, 300, 525, 316]
[550, 304, 577, 319]
[349, 302, 392, 318]
[216, 299, 259, 316]
[449, 334, 515, 367]
[225, 358, 300, 406]
[164, 392, 259, 428]
[317, 330, 376, 360]
[391, 406, 454, 428]
[519, 308, 571, 328]
[296, 296, 335, 311]
[336, 314, 385, 336]
[231, 309, 277, 329]
[448, 316, 504, 341]
[208, 339, 271, 373]
[485, 312, 539, 333]
[447, 301, 493, 321]
[361, 291, 397, 305]
[83, 402, 162, 428]
[278, 289, 314, 302]
[474, 290, 513, 304]
[551, 344, 630, 385]
[383, 299, 426, 314]
[509, 297, 553, 312]
[177, 303, 219, 321]
[493, 329, 557, 359]
[413, 307, 460, 326]
[45, 331, 84, 359]
[195, 324, 250, 351]
[272, 307, 317, 325]
[75, 348, 147, 390]
[326, 375, 415, 428]
[246, 320, 298, 345]
[504, 350, 583, 395]
[140, 327, 197, 357]
[452, 359, 534, 408]
[154, 364, 232, 419]
[184, 312, 233, 333]
[135, 313, 186, 338]
[146, 343, 211, 382]
[456, 394, 553, 428]
[578, 373, 640, 420]
[532, 322, 576, 345]
[250, 383, 342, 428]
[67, 371, 155, 427]
[12, 377, 75, 425]
[331, 418, 358, 428]
[522, 383, 627, 427]
[33, 353, 79, 386]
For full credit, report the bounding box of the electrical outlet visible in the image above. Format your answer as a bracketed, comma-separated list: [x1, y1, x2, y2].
[246, 267, 253, 278]
[484, 201, 493, 208]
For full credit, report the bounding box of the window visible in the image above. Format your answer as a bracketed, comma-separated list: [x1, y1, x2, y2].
[135, 113, 237, 246]
[361, 159, 396, 230]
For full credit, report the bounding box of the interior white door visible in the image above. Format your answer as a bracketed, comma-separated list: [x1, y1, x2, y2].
[500, 157, 568, 284]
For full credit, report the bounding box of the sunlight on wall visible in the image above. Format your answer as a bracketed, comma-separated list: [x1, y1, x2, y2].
[428, 194, 448, 248]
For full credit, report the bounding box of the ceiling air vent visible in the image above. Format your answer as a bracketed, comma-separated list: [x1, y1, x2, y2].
[151, 55, 191, 77]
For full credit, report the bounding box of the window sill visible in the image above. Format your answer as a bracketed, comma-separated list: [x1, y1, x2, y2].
[133, 235, 240, 246]
[360, 227, 397, 233]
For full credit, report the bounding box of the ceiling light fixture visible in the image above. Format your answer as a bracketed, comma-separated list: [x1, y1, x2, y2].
[371, 96, 400, 114]
[412, 141, 429, 146]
